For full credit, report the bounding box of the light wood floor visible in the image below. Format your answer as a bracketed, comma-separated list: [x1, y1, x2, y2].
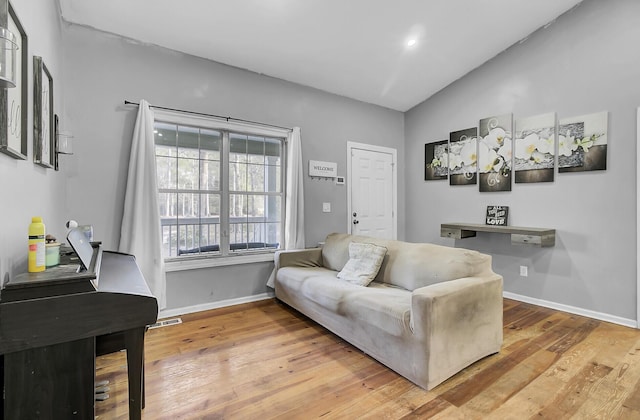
[95, 298, 640, 419]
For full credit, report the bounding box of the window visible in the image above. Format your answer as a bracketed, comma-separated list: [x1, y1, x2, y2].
[153, 112, 285, 260]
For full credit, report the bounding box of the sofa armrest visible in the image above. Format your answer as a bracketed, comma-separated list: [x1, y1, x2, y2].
[275, 248, 323, 269]
[411, 275, 503, 388]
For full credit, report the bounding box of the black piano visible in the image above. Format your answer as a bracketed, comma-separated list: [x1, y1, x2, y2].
[0, 244, 158, 419]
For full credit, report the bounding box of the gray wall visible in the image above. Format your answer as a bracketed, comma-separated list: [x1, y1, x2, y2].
[60, 24, 404, 310]
[0, 0, 66, 285]
[405, 0, 639, 321]
[5, 0, 637, 322]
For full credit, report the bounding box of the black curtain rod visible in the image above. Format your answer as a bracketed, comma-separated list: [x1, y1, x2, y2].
[123, 100, 292, 132]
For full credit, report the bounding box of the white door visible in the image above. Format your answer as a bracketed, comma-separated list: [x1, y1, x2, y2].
[348, 143, 397, 239]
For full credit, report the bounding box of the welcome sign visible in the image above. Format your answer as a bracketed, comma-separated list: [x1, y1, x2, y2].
[309, 160, 337, 178]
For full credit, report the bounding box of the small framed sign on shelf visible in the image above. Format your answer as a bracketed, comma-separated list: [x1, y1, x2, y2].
[486, 206, 509, 226]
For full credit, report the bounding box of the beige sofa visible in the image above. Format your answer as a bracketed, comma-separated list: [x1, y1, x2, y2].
[273, 232, 503, 390]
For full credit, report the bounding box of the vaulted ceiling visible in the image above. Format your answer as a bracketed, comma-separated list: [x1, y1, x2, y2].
[59, 0, 583, 111]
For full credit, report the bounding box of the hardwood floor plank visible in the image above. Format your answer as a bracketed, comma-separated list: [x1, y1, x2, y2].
[574, 335, 640, 418]
[335, 378, 435, 419]
[530, 361, 613, 419]
[462, 348, 560, 415]
[487, 321, 640, 419]
[93, 298, 640, 419]
[439, 314, 597, 407]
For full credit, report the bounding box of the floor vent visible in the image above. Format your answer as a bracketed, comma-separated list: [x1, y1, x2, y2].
[148, 317, 183, 329]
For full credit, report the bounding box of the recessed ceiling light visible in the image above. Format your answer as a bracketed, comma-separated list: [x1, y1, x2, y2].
[407, 39, 417, 47]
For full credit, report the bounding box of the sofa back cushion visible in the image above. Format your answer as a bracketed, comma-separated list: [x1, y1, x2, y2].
[322, 232, 492, 291]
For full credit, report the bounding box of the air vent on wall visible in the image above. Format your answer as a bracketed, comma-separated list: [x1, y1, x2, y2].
[148, 317, 182, 329]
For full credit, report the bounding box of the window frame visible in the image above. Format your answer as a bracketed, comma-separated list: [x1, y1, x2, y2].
[153, 109, 288, 270]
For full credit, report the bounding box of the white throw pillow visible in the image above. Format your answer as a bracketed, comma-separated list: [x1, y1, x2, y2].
[337, 242, 387, 286]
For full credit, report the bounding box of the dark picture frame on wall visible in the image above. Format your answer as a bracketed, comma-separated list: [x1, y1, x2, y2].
[53, 113, 59, 170]
[485, 205, 509, 226]
[33, 55, 54, 168]
[0, 2, 28, 160]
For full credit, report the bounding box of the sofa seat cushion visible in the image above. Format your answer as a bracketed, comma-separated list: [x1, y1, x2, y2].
[276, 267, 361, 312]
[300, 276, 363, 312]
[276, 266, 337, 291]
[342, 282, 412, 337]
[277, 267, 338, 291]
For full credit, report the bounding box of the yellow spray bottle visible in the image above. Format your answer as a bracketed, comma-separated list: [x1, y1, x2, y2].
[28, 216, 46, 272]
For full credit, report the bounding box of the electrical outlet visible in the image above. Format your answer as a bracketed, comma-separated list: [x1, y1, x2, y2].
[322, 202, 331, 213]
[520, 266, 528, 277]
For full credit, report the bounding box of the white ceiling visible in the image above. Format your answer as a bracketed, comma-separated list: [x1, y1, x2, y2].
[58, 0, 583, 112]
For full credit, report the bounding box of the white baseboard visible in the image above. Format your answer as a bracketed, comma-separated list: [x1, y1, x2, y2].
[504, 291, 638, 329]
[159, 290, 637, 329]
[158, 291, 275, 320]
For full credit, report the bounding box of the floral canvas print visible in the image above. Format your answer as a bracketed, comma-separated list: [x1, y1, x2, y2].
[558, 111, 607, 173]
[478, 114, 512, 192]
[449, 127, 477, 186]
[514, 113, 556, 183]
[424, 140, 448, 181]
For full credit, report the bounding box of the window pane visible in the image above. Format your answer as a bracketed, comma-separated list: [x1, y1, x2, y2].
[230, 133, 247, 163]
[247, 135, 264, 164]
[201, 193, 221, 219]
[177, 192, 199, 219]
[198, 224, 220, 253]
[229, 222, 247, 249]
[175, 187, 201, 254]
[200, 160, 220, 191]
[155, 123, 177, 148]
[266, 164, 281, 192]
[266, 196, 281, 222]
[156, 156, 177, 189]
[248, 164, 265, 192]
[177, 126, 199, 159]
[247, 222, 265, 244]
[265, 138, 281, 165]
[178, 224, 200, 254]
[266, 222, 280, 247]
[158, 192, 177, 219]
[161, 225, 178, 258]
[230, 162, 247, 191]
[200, 193, 221, 253]
[200, 129, 221, 161]
[229, 193, 248, 218]
[177, 158, 199, 189]
[248, 195, 265, 219]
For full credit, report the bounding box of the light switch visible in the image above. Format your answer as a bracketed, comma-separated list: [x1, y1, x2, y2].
[322, 202, 331, 213]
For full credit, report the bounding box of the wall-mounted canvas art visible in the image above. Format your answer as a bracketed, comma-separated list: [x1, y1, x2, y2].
[424, 140, 448, 181]
[478, 114, 512, 192]
[558, 111, 608, 173]
[449, 127, 477, 185]
[514, 113, 556, 183]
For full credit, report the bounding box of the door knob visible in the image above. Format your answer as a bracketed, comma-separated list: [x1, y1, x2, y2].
[353, 220, 359, 225]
